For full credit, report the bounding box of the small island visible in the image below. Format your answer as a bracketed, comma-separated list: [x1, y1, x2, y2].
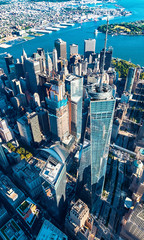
[98, 20, 144, 35]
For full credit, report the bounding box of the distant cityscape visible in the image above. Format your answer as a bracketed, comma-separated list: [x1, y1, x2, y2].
[0, 1, 144, 240]
[0, 0, 131, 48]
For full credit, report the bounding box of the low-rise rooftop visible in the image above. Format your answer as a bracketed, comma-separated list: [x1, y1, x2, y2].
[17, 197, 39, 228]
[71, 199, 89, 220]
[36, 220, 68, 240]
[0, 219, 27, 240]
[12, 159, 40, 184]
[0, 172, 25, 208]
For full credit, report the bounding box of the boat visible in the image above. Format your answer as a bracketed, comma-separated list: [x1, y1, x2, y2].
[94, 29, 98, 36]
[102, 17, 107, 21]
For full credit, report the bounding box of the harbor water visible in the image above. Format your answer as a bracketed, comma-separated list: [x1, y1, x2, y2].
[0, 0, 144, 71]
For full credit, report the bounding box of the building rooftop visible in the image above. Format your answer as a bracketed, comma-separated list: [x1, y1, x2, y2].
[0, 219, 27, 240]
[0, 172, 25, 207]
[40, 145, 67, 163]
[87, 83, 113, 100]
[55, 38, 66, 44]
[122, 203, 144, 240]
[83, 139, 90, 149]
[17, 115, 28, 125]
[71, 199, 89, 220]
[65, 74, 82, 82]
[12, 159, 39, 184]
[17, 197, 39, 228]
[70, 44, 78, 47]
[0, 204, 8, 224]
[36, 220, 68, 240]
[40, 155, 63, 186]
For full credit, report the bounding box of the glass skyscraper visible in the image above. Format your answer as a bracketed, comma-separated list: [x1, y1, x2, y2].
[90, 88, 115, 199]
[125, 67, 136, 94]
[78, 83, 115, 211]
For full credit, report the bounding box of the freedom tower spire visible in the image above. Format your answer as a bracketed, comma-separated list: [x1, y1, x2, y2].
[99, 17, 109, 92]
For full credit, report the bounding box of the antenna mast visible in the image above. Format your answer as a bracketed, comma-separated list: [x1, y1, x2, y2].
[99, 17, 109, 91]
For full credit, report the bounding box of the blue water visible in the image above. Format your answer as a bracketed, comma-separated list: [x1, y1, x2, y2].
[0, 0, 144, 71]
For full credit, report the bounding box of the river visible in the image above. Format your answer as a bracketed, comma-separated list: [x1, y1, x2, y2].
[0, 0, 144, 71]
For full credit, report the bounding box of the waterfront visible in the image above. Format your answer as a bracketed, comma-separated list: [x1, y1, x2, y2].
[0, 0, 144, 71]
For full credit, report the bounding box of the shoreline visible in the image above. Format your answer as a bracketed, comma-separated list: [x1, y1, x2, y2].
[98, 20, 144, 37]
[0, 35, 40, 49]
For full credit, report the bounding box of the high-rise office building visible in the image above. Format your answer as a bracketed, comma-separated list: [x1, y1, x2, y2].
[89, 84, 115, 198]
[53, 48, 58, 72]
[40, 146, 67, 218]
[22, 50, 41, 93]
[47, 53, 53, 76]
[0, 118, 14, 142]
[65, 75, 83, 140]
[17, 112, 42, 145]
[17, 116, 33, 146]
[70, 44, 78, 55]
[100, 47, 113, 72]
[0, 143, 9, 169]
[15, 59, 25, 79]
[82, 59, 88, 75]
[36, 107, 50, 136]
[78, 19, 115, 211]
[125, 67, 136, 94]
[78, 84, 115, 210]
[135, 121, 144, 148]
[84, 39, 96, 59]
[46, 80, 69, 140]
[54, 38, 67, 59]
[37, 47, 46, 73]
[26, 112, 42, 144]
[10, 79, 22, 95]
[4, 54, 14, 74]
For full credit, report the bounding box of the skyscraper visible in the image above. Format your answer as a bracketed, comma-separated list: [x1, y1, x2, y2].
[36, 107, 50, 136]
[17, 112, 42, 145]
[17, 116, 33, 146]
[26, 112, 42, 144]
[37, 48, 46, 73]
[5, 54, 14, 74]
[65, 75, 83, 140]
[40, 145, 67, 219]
[54, 38, 67, 59]
[89, 84, 115, 198]
[0, 118, 14, 142]
[0, 143, 9, 169]
[70, 44, 78, 55]
[53, 48, 58, 72]
[125, 67, 136, 94]
[46, 80, 69, 140]
[84, 39, 96, 59]
[15, 59, 25, 79]
[10, 79, 22, 95]
[47, 53, 52, 76]
[78, 19, 115, 211]
[22, 50, 41, 93]
[100, 47, 113, 72]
